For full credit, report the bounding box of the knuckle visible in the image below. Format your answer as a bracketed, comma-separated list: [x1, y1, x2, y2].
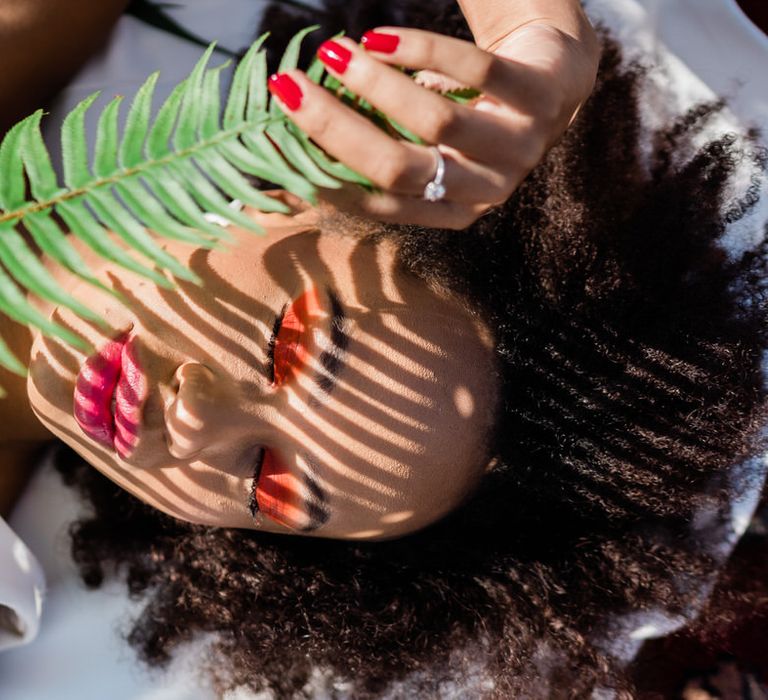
[468, 54, 496, 88]
[421, 33, 442, 69]
[421, 101, 460, 144]
[539, 93, 566, 125]
[514, 132, 547, 171]
[373, 149, 410, 190]
[308, 105, 335, 143]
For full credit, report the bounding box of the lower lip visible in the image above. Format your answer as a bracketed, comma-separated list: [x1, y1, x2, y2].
[73, 333, 147, 459]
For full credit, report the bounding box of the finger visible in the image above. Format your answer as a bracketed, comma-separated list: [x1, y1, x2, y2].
[319, 186, 492, 230]
[360, 27, 556, 115]
[268, 71, 433, 196]
[316, 37, 514, 158]
[269, 72, 520, 203]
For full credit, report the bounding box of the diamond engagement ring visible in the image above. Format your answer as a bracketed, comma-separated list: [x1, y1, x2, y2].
[423, 146, 447, 202]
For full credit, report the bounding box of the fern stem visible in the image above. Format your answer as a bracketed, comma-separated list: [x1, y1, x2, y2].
[0, 115, 282, 226]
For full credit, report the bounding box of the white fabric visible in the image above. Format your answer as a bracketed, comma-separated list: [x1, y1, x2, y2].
[1, 0, 768, 697]
[0, 514, 44, 653]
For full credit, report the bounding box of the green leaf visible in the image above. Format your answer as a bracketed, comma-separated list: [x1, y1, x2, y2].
[277, 25, 320, 75]
[57, 199, 173, 289]
[218, 139, 316, 202]
[266, 121, 341, 188]
[0, 249, 89, 350]
[0, 227, 103, 322]
[0, 333, 27, 377]
[269, 25, 319, 120]
[20, 111, 61, 201]
[200, 65, 228, 139]
[87, 188, 200, 283]
[116, 177, 221, 246]
[94, 95, 124, 177]
[196, 151, 290, 213]
[174, 43, 217, 150]
[0, 118, 28, 210]
[169, 162, 264, 234]
[443, 87, 482, 104]
[0, 27, 417, 381]
[24, 211, 116, 295]
[120, 72, 159, 168]
[141, 172, 230, 241]
[245, 44, 269, 122]
[147, 77, 188, 159]
[306, 55, 325, 84]
[224, 32, 268, 129]
[61, 91, 101, 188]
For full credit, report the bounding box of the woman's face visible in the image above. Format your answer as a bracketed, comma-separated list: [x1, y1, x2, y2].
[27, 204, 498, 539]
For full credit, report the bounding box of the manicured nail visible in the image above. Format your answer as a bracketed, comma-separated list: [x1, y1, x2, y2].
[267, 73, 303, 111]
[361, 30, 400, 54]
[317, 40, 352, 74]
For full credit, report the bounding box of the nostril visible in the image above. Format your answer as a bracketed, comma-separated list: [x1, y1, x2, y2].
[162, 362, 217, 460]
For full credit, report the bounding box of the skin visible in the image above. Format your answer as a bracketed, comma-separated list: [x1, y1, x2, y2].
[12, 199, 498, 539]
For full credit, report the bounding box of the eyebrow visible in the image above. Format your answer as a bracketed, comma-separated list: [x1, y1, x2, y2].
[309, 287, 349, 407]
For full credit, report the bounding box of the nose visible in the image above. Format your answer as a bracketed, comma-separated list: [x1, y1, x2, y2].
[163, 361, 246, 459]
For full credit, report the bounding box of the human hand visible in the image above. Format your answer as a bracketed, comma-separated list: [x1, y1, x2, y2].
[266, 24, 599, 229]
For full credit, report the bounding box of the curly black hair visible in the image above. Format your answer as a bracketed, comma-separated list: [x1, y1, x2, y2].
[55, 2, 768, 697]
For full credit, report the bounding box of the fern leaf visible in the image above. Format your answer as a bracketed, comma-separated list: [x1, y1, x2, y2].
[196, 151, 289, 213]
[56, 199, 173, 289]
[0, 25, 432, 379]
[62, 92, 101, 188]
[20, 112, 62, 201]
[147, 78, 188, 159]
[87, 189, 201, 283]
[0, 120, 28, 210]
[0, 249, 89, 350]
[115, 179, 223, 246]
[168, 162, 265, 234]
[201, 65, 227, 139]
[24, 212, 115, 295]
[224, 33, 268, 128]
[141, 172, 230, 240]
[120, 72, 159, 168]
[94, 95, 124, 177]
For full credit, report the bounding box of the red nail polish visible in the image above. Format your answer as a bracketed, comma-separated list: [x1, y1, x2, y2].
[317, 40, 352, 74]
[267, 73, 303, 111]
[361, 30, 400, 54]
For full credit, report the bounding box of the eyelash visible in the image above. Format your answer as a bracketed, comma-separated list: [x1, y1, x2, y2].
[265, 308, 285, 385]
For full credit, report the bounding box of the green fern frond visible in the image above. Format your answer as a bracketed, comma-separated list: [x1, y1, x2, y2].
[0, 25, 460, 379]
[0, 27, 364, 377]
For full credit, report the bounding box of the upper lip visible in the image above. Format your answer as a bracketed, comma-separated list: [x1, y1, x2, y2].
[73, 330, 148, 459]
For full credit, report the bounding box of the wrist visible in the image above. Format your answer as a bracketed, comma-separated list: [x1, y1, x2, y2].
[458, 0, 596, 52]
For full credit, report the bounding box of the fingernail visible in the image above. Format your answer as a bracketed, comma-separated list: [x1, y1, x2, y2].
[267, 73, 303, 111]
[317, 40, 352, 74]
[361, 30, 400, 54]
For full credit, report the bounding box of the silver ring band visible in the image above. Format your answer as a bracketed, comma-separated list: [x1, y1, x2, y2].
[423, 146, 447, 202]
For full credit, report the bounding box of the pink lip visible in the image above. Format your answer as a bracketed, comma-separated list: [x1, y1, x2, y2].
[73, 332, 148, 459]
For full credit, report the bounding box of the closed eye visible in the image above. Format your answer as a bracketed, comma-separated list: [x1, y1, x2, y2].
[265, 306, 285, 384]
